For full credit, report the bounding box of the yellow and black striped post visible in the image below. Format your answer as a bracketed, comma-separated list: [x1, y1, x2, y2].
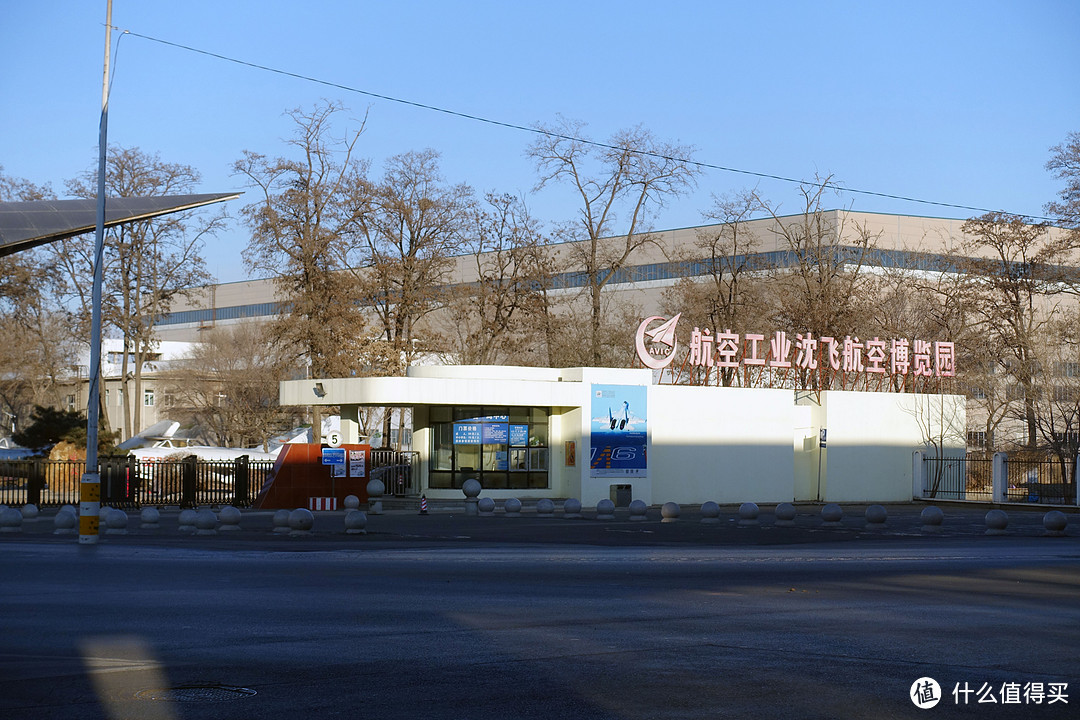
[79, 472, 101, 544]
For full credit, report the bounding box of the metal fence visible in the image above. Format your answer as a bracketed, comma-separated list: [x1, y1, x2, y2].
[0, 456, 274, 508]
[369, 450, 420, 496]
[1005, 454, 1077, 505]
[922, 453, 994, 501]
[921, 452, 1077, 505]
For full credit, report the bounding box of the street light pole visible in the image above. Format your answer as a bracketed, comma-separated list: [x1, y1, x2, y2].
[80, 0, 112, 545]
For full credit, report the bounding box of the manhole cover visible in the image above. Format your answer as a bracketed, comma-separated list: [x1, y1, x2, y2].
[135, 684, 257, 702]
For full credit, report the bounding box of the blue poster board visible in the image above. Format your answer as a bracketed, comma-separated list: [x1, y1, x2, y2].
[453, 423, 482, 444]
[590, 384, 647, 477]
[321, 448, 346, 465]
[509, 424, 529, 446]
[482, 423, 509, 444]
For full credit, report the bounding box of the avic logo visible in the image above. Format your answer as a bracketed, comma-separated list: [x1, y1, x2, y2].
[634, 314, 680, 369]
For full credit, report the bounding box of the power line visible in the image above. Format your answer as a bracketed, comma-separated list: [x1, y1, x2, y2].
[120, 28, 1055, 223]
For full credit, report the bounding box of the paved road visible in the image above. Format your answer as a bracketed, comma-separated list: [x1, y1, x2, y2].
[1, 506, 1078, 719]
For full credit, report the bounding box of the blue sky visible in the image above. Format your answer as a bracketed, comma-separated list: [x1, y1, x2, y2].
[2, 1, 1078, 283]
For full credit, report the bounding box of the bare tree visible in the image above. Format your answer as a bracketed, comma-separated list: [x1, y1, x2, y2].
[60, 147, 219, 439]
[529, 117, 700, 365]
[163, 324, 301, 450]
[755, 178, 879, 341]
[1046, 130, 1080, 238]
[957, 212, 1080, 448]
[236, 102, 371, 442]
[663, 190, 770, 385]
[348, 149, 474, 372]
[443, 192, 549, 365]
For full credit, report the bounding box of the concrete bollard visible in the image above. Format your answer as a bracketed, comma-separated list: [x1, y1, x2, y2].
[920, 505, 944, 533]
[660, 502, 680, 523]
[562, 498, 583, 519]
[503, 498, 523, 517]
[535, 498, 555, 517]
[177, 509, 198, 533]
[344, 509, 367, 535]
[0, 507, 22, 533]
[864, 504, 888, 530]
[738, 502, 760, 527]
[344, 494, 360, 511]
[1043, 510, 1068, 537]
[821, 503, 844, 527]
[60, 504, 78, 516]
[628, 499, 648, 521]
[21, 503, 40, 520]
[774, 503, 797, 527]
[272, 509, 291, 534]
[140, 507, 161, 529]
[219, 506, 242, 532]
[462, 478, 481, 516]
[984, 509, 1009, 536]
[367, 479, 385, 515]
[288, 508, 314, 537]
[195, 508, 218, 536]
[699, 501, 720, 524]
[53, 509, 77, 535]
[477, 497, 495, 517]
[105, 509, 129, 535]
[596, 499, 616, 521]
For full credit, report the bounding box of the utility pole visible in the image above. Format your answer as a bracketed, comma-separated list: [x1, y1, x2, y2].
[80, 0, 112, 545]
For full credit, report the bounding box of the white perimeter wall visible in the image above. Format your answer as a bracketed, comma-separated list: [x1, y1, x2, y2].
[646, 385, 795, 505]
[819, 392, 966, 503]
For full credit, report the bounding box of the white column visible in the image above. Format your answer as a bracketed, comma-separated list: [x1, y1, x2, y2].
[911, 450, 925, 500]
[992, 452, 1008, 504]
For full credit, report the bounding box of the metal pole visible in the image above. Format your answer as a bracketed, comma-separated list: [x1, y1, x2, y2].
[80, 0, 112, 545]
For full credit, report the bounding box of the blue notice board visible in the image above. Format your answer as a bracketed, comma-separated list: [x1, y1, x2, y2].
[482, 423, 509, 444]
[321, 448, 346, 465]
[453, 423, 482, 444]
[509, 424, 529, 446]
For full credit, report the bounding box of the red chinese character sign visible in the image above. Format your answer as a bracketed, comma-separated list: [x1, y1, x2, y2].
[634, 315, 956, 392]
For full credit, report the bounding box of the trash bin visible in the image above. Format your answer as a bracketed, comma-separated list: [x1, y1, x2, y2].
[610, 484, 632, 507]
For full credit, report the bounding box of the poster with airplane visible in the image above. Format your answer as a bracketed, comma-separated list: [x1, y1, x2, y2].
[590, 384, 647, 477]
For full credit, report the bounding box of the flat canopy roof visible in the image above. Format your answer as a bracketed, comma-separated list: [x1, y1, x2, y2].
[0, 193, 240, 257]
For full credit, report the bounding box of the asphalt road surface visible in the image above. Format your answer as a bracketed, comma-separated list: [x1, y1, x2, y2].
[1, 507, 1078, 719]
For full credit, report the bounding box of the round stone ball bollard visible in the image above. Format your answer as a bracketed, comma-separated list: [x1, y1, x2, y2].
[194, 508, 218, 536]
[272, 509, 291, 534]
[503, 498, 523, 518]
[21, 503, 40, 520]
[60, 504, 77, 516]
[738, 502, 760, 527]
[562, 498, 583, 519]
[985, 509, 1009, 536]
[821, 503, 844, 527]
[140, 506, 161, 530]
[219, 506, 242, 532]
[628, 499, 648, 522]
[660, 502, 680, 523]
[477, 497, 496, 517]
[1043, 510, 1068, 537]
[920, 505, 944, 533]
[344, 494, 361, 511]
[535, 498, 555, 517]
[367, 478, 385, 515]
[462, 478, 482, 517]
[596, 498, 616, 521]
[774, 502, 797, 528]
[344, 509, 367, 535]
[53, 509, 77, 535]
[699, 501, 721, 524]
[864, 504, 888, 530]
[0, 507, 22, 533]
[104, 508, 129, 535]
[177, 509, 198, 534]
[288, 508, 315, 537]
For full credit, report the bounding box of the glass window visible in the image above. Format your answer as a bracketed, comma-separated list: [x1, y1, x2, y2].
[144, 389, 155, 407]
[430, 405, 550, 490]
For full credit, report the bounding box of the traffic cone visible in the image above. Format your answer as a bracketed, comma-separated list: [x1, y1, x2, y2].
[419, 494, 428, 515]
